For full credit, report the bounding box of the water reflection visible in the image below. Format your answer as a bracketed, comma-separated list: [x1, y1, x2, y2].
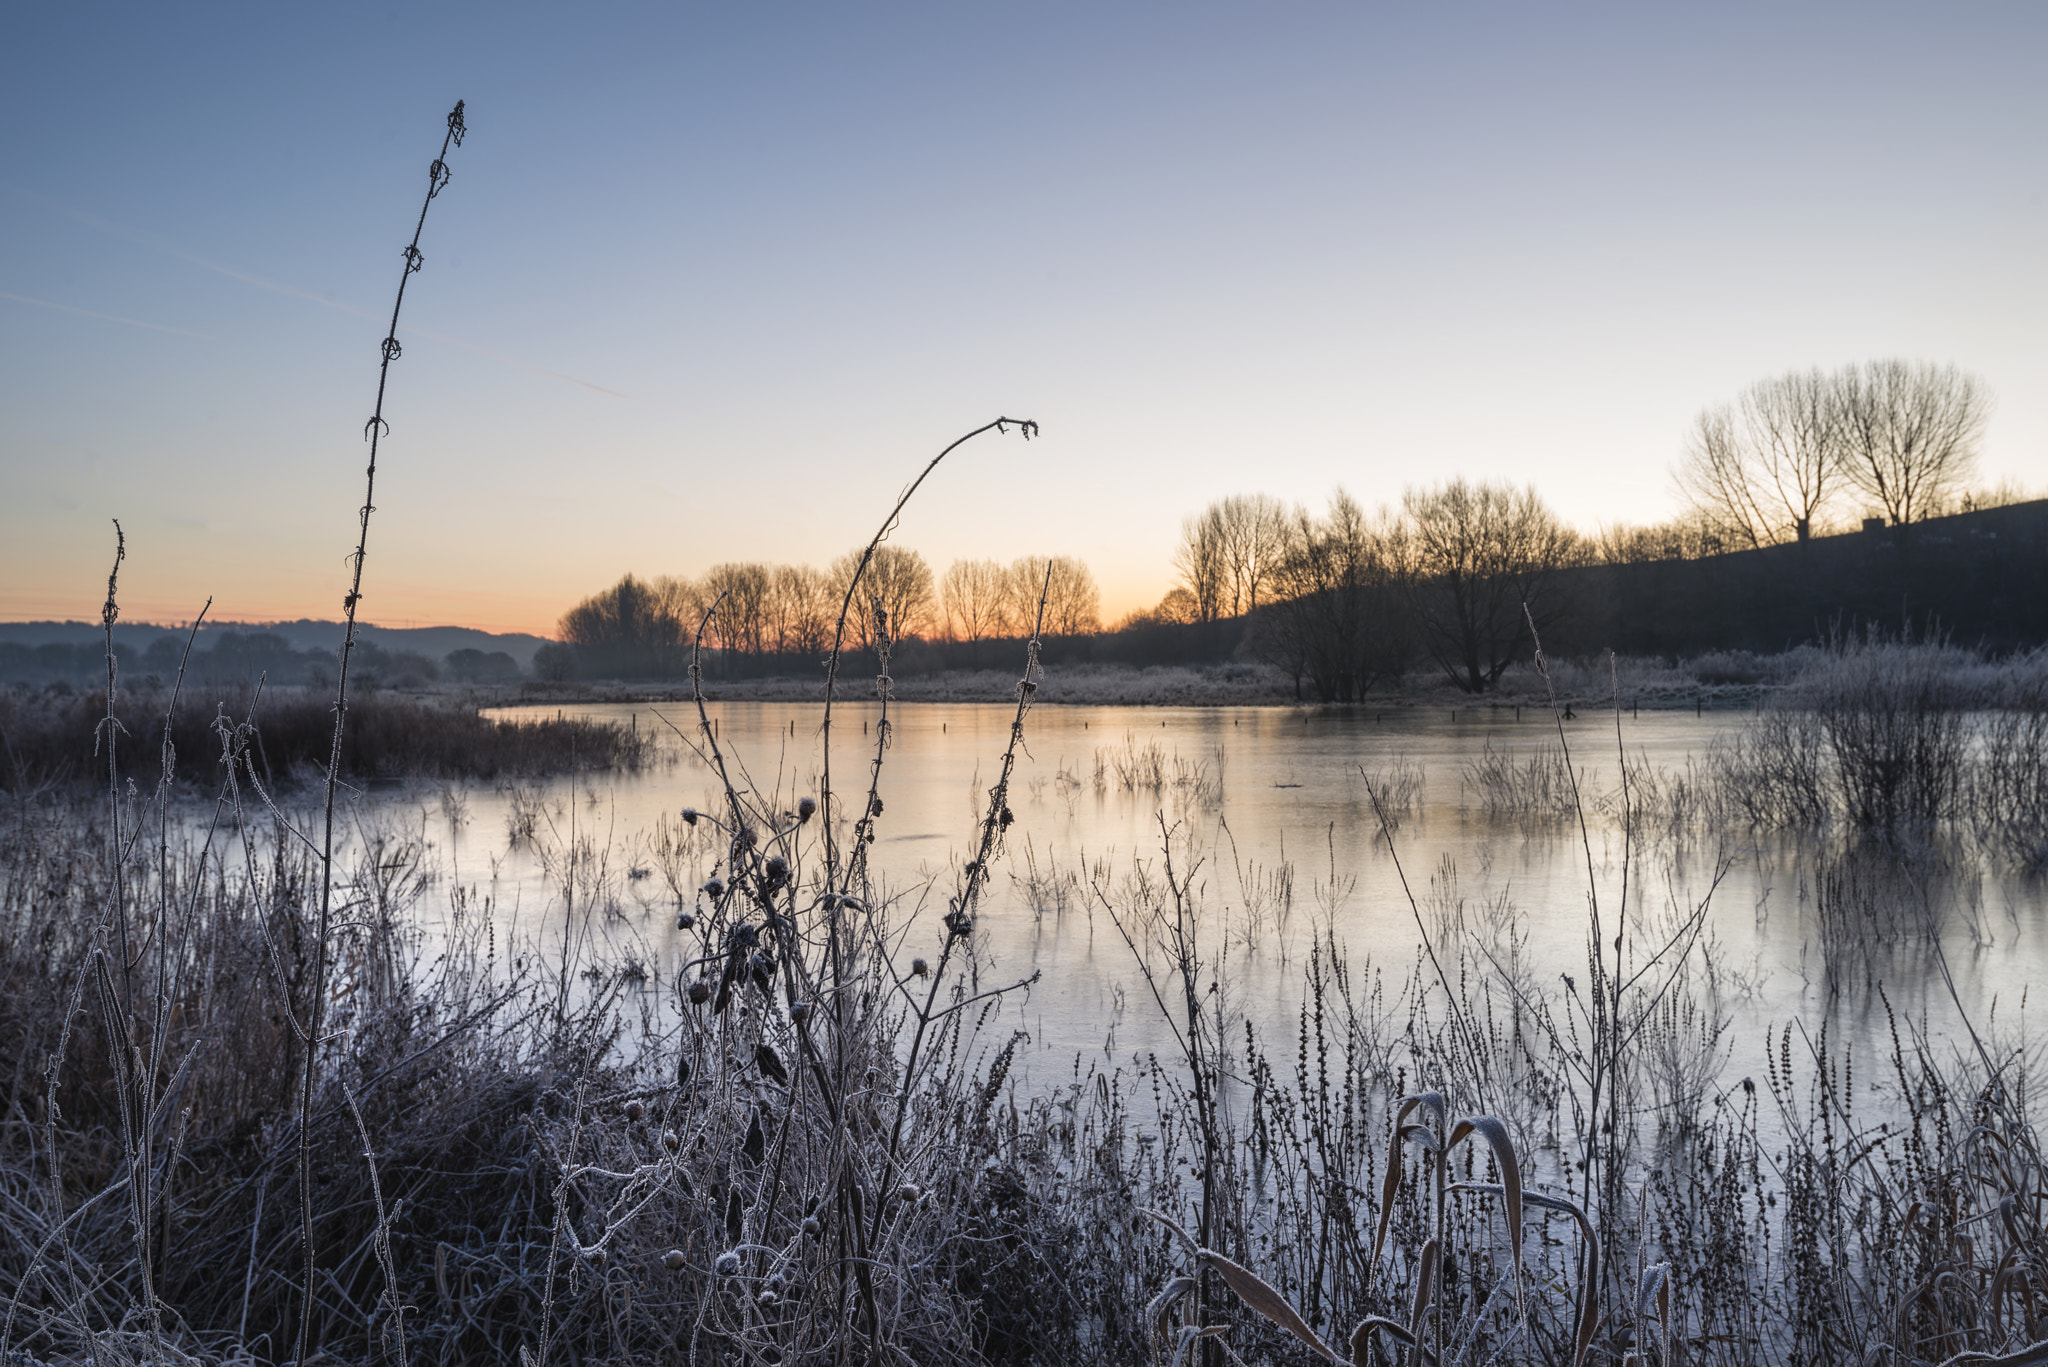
[400, 701, 2045, 1110]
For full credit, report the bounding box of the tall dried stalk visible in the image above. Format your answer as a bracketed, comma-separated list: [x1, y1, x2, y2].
[303, 98, 466, 1367]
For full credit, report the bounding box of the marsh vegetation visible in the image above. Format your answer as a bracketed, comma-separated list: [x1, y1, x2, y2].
[5, 621, 2047, 1366]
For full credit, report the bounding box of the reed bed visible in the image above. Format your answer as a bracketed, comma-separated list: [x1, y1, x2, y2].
[0, 685, 652, 792]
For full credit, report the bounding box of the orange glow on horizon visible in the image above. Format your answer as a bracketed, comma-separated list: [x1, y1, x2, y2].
[0, 577, 1171, 642]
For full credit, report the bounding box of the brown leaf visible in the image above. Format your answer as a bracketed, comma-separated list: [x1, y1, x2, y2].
[1196, 1247, 1340, 1363]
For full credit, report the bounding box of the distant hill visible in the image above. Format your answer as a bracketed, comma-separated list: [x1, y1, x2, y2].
[1551, 497, 2048, 657]
[0, 619, 554, 670]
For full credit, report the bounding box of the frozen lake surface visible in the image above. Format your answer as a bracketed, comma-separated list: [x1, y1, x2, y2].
[356, 698, 2048, 1106]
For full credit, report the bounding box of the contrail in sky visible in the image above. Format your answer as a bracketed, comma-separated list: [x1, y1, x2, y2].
[2, 183, 645, 403]
[0, 290, 214, 339]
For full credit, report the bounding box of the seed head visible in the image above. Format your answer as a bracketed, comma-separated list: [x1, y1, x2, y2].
[663, 1249, 686, 1271]
[911, 957, 929, 978]
[714, 1251, 741, 1277]
[801, 1215, 821, 1239]
[797, 796, 816, 821]
[701, 877, 725, 898]
[765, 855, 788, 882]
[788, 1000, 812, 1025]
[586, 1247, 607, 1266]
[688, 980, 712, 1006]
[676, 911, 695, 931]
[681, 807, 699, 826]
[662, 1129, 680, 1152]
[624, 1099, 645, 1123]
[897, 1183, 922, 1204]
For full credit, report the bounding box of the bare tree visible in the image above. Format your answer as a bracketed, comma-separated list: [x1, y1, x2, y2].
[941, 559, 1015, 645]
[1400, 479, 1582, 693]
[1152, 587, 1199, 625]
[1010, 555, 1100, 636]
[1258, 489, 1408, 701]
[1836, 359, 1991, 531]
[1591, 513, 1724, 565]
[1675, 368, 1844, 547]
[1215, 493, 1287, 617]
[1173, 494, 1287, 621]
[831, 545, 936, 649]
[1173, 507, 1228, 622]
[767, 563, 834, 656]
[558, 573, 690, 677]
[701, 562, 773, 658]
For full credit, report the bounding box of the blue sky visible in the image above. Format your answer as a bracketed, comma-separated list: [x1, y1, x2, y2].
[3, 2, 2044, 633]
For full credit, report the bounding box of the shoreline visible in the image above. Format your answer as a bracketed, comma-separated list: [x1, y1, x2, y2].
[451, 658, 1772, 711]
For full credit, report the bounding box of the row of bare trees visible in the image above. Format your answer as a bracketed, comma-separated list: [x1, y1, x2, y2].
[1173, 481, 1584, 696]
[1675, 358, 1992, 547]
[939, 556, 1101, 642]
[554, 548, 1101, 677]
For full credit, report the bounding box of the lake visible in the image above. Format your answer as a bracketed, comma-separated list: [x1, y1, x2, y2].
[401, 698, 2048, 1112]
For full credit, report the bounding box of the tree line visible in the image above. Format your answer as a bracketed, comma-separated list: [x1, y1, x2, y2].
[550, 356, 2030, 695]
[547, 549, 1102, 680]
[1675, 358, 1995, 547]
[1160, 481, 1581, 698]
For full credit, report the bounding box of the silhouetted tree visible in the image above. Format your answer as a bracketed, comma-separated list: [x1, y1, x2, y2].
[1676, 368, 1845, 546]
[558, 574, 688, 677]
[831, 545, 936, 651]
[1400, 480, 1581, 693]
[767, 564, 834, 657]
[1174, 494, 1286, 622]
[942, 559, 1014, 648]
[1837, 359, 1991, 533]
[1258, 490, 1408, 701]
[1005, 556, 1099, 637]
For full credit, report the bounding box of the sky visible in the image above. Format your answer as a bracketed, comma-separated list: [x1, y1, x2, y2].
[3, 2, 2045, 636]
